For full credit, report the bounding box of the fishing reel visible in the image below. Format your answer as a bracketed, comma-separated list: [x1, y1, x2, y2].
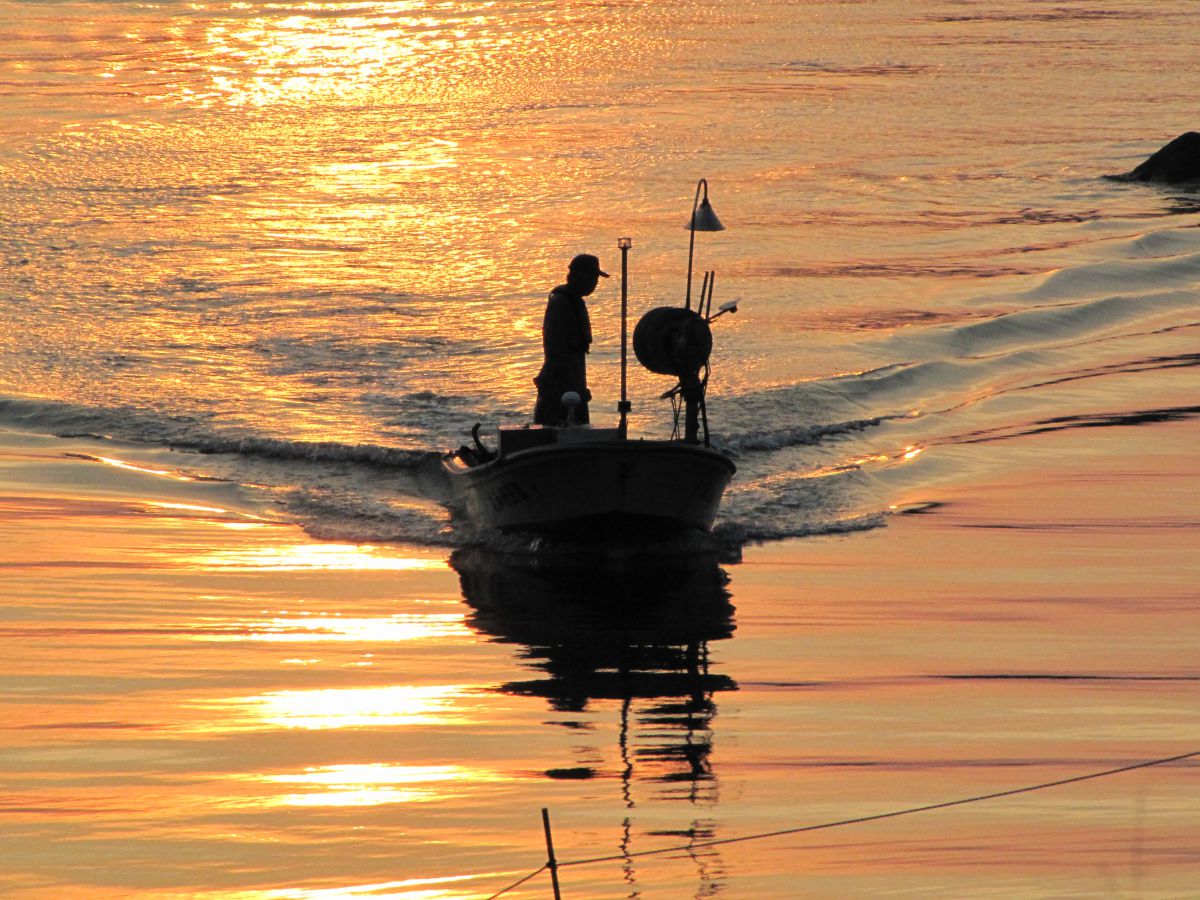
[633, 300, 737, 444]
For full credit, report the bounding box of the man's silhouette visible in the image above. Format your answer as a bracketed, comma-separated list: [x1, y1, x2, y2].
[533, 253, 608, 426]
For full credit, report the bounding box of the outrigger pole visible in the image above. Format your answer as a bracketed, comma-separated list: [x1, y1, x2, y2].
[617, 236, 632, 436]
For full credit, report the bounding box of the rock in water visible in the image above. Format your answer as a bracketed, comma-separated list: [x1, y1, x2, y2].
[1122, 132, 1200, 184]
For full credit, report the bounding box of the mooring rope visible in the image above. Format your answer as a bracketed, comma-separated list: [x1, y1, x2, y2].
[561, 749, 1199, 867]
[485, 749, 1197, 897]
[485, 863, 548, 900]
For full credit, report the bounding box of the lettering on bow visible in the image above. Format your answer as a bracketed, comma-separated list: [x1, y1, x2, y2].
[490, 480, 530, 514]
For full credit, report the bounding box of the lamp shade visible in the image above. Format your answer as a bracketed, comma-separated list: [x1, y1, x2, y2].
[686, 197, 725, 232]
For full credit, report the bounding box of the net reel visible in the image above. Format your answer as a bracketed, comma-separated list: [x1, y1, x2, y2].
[633, 295, 736, 444]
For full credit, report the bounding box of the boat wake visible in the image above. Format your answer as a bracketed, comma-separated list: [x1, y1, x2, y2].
[0, 391, 895, 549]
[4, 216, 1196, 552]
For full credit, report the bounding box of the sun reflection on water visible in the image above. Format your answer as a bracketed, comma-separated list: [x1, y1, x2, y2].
[93, 455, 195, 480]
[246, 763, 503, 807]
[207, 683, 477, 731]
[145, 500, 241, 515]
[196, 2, 499, 108]
[193, 543, 448, 571]
[193, 613, 469, 643]
[207, 873, 486, 899]
[802, 444, 927, 479]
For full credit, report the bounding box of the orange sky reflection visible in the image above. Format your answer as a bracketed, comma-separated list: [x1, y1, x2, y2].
[193, 613, 469, 644]
[94, 455, 195, 480]
[191, 543, 449, 572]
[245, 763, 504, 808]
[244, 873, 491, 900]
[204, 683, 479, 731]
[199, 3, 477, 108]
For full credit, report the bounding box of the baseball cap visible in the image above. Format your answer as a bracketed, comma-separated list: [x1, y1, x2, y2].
[568, 253, 610, 278]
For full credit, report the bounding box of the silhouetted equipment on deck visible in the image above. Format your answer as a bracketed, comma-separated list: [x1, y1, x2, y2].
[633, 307, 713, 377]
[633, 282, 737, 446]
[634, 306, 714, 444]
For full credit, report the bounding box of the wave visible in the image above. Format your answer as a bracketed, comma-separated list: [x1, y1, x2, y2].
[717, 416, 893, 455]
[794, 287, 1200, 428]
[943, 404, 1200, 447]
[714, 510, 887, 545]
[286, 488, 456, 547]
[0, 394, 439, 470]
[1027, 252, 1200, 304]
[173, 433, 439, 469]
[899, 289, 1199, 365]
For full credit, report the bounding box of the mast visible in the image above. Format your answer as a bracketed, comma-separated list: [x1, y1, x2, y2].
[617, 236, 632, 437]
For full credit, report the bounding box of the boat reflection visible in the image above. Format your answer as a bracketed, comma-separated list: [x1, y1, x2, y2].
[451, 547, 737, 803]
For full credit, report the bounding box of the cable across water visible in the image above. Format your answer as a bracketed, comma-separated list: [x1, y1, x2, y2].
[486, 749, 1198, 898]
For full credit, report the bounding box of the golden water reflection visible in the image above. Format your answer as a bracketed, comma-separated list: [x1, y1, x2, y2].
[146, 500, 242, 515]
[196, 3, 506, 109]
[249, 763, 503, 808]
[210, 874, 486, 900]
[94, 455, 195, 480]
[804, 444, 926, 479]
[195, 543, 448, 572]
[207, 683, 478, 731]
[194, 613, 470, 644]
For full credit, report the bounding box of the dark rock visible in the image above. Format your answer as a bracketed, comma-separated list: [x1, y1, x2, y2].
[1121, 132, 1200, 184]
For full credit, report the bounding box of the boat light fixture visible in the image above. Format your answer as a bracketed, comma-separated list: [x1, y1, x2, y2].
[684, 178, 724, 310]
[687, 197, 725, 233]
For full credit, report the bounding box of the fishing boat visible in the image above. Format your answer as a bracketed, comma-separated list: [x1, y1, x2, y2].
[442, 424, 735, 536]
[442, 180, 737, 538]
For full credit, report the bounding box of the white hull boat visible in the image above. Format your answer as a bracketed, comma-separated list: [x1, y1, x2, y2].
[443, 181, 739, 540]
[443, 427, 735, 536]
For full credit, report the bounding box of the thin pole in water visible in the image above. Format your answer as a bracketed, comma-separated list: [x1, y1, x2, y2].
[542, 807, 563, 900]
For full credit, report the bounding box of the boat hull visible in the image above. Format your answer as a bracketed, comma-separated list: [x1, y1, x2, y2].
[443, 439, 735, 536]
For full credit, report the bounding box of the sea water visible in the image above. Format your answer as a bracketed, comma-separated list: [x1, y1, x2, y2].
[2, 0, 1197, 546]
[1, 1, 1198, 897]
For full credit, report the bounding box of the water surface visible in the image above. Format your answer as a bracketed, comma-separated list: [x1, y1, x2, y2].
[1, 0, 1198, 896]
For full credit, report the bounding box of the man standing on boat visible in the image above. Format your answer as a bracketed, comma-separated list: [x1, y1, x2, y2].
[533, 253, 609, 426]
